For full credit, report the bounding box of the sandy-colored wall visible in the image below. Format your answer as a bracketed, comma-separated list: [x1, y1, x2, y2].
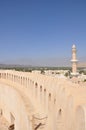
[0, 83, 30, 130]
[0, 70, 86, 130]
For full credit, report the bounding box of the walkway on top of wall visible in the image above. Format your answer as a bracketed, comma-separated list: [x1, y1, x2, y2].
[0, 80, 44, 121]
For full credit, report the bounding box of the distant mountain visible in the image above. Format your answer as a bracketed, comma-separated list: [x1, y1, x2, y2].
[78, 62, 86, 68]
[0, 64, 32, 68]
[0, 57, 71, 67]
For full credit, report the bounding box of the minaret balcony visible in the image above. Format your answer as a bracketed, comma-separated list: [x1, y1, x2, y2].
[71, 59, 78, 62]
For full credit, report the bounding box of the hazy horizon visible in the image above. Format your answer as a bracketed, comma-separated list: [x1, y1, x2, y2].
[0, 56, 86, 67]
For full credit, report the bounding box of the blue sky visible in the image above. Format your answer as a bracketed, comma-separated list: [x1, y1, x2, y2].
[0, 0, 86, 66]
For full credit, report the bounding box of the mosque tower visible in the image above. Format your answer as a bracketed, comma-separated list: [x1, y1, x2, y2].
[71, 44, 79, 76]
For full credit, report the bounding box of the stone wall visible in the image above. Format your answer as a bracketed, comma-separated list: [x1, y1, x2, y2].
[0, 70, 86, 130]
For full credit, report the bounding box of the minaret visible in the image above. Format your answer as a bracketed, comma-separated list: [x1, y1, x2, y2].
[71, 44, 78, 76]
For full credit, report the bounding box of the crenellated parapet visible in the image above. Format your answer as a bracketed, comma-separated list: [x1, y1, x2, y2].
[0, 70, 86, 130]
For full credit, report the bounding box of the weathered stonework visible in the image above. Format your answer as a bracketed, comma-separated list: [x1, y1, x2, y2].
[0, 70, 86, 130]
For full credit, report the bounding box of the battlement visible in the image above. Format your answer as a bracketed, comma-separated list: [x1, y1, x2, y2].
[0, 70, 86, 130]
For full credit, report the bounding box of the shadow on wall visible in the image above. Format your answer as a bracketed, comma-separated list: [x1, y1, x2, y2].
[76, 105, 85, 130]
